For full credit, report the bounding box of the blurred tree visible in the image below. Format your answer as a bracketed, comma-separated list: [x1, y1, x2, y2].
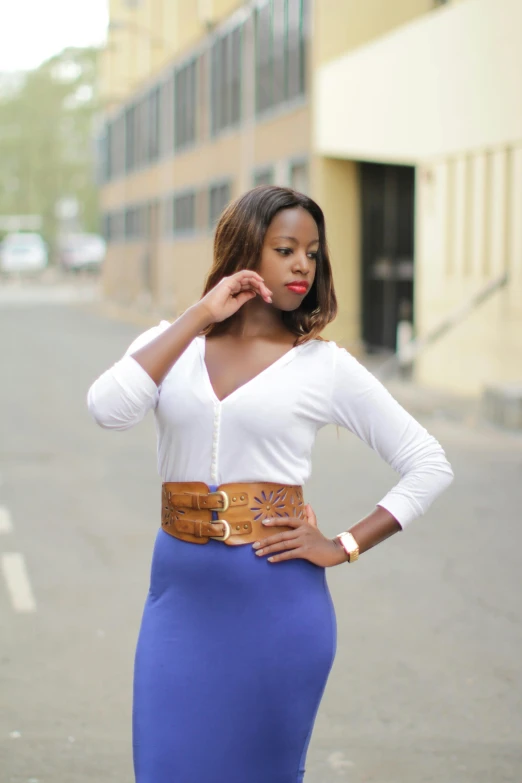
[0, 47, 101, 259]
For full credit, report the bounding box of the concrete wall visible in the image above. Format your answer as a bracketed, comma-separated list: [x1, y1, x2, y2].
[309, 0, 435, 353]
[315, 0, 522, 162]
[310, 157, 362, 353]
[314, 0, 522, 395]
[101, 0, 243, 109]
[101, 104, 310, 311]
[415, 144, 522, 395]
[313, 0, 432, 67]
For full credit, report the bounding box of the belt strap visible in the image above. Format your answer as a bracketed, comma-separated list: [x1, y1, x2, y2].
[161, 481, 305, 546]
[173, 518, 252, 538]
[167, 491, 248, 511]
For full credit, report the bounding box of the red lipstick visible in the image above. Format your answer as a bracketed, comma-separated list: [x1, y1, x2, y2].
[285, 281, 309, 295]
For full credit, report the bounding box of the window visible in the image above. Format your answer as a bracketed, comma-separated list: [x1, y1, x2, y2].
[104, 210, 125, 242]
[124, 204, 147, 240]
[160, 73, 174, 156]
[211, 25, 242, 135]
[163, 197, 173, 235]
[255, 2, 272, 114]
[124, 207, 136, 240]
[113, 114, 126, 178]
[287, 0, 306, 101]
[174, 58, 197, 150]
[114, 211, 125, 241]
[173, 192, 196, 235]
[209, 182, 231, 227]
[195, 190, 208, 232]
[102, 124, 111, 182]
[100, 116, 125, 182]
[255, 0, 308, 115]
[102, 212, 112, 241]
[136, 97, 149, 167]
[125, 104, 136, 172]
[147, 86, 161, 163]
[197, 51, 210, 142]
[253, 167, 274, 186]
[230, 27, 242, 126]
[289, 160, 308, 193]
[272, 0, 286, 106]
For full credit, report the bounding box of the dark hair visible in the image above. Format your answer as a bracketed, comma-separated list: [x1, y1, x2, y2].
[202, 185, 337, 343]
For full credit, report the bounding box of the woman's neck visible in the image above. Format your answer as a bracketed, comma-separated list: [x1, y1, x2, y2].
[221, 299, 288, 341]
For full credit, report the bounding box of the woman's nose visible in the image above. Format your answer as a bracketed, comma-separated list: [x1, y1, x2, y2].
[292, 251, 310, 273]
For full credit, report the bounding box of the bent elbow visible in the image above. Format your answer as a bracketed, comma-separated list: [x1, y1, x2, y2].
[86, 386, 138, 431]
[442, 456, 455, 488]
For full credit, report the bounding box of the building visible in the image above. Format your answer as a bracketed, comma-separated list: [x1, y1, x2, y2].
[99, 0, 522, 397]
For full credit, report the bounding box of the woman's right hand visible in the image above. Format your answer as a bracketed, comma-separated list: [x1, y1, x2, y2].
[197, 270, 273, 325]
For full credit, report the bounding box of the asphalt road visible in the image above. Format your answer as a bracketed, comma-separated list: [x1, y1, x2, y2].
[1, 295, 521, 783]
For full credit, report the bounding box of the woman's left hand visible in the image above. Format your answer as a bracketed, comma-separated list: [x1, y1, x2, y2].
[252, 504, 348, 567]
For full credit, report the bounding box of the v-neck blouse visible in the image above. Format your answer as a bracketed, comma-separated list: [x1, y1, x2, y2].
[87, 321, 454, 528]
[195, 336, 299, 404]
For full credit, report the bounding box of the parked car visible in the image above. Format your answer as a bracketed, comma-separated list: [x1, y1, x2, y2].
[0, 232, 48, 274]
[59, 233, 106, 273]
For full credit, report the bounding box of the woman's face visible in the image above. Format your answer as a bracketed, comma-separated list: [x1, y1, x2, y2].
[257, 207, 319, 312]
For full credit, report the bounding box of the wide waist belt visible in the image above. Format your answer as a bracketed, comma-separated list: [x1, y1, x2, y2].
[161, 482, 305, 546]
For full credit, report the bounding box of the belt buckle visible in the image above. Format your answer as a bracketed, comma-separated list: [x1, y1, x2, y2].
[208, 489, 230, 512]
[212, 519, 231, 541]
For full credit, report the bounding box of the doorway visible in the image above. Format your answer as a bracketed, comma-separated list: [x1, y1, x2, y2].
[360, 162, 415, 352]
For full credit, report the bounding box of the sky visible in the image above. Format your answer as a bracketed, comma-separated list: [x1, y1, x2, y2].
[0, 0, 109, 72]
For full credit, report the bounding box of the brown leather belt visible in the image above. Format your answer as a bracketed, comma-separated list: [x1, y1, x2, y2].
[161, 482, 305, 546]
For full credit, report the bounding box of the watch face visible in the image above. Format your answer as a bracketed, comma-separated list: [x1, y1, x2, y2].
[339, 533, 358, 558]
[340, 533, 355, 551]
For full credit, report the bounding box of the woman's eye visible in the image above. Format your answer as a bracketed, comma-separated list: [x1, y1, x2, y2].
[276, 248, 292, 256]
[307, 252, 319, 261]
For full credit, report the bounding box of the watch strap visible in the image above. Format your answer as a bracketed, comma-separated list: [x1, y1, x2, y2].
[336, 531, 360, 563]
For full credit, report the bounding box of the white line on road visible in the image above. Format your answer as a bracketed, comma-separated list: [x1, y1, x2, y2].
[1, 553, 37, 613]
[0, 506, 13, 534]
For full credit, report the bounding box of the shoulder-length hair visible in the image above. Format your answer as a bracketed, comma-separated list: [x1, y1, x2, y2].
[202, 185, 337, 343]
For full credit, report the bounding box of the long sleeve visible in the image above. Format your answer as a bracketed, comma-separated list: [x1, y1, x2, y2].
[87, 321, 170, 430]
[329, 344, 454, 527]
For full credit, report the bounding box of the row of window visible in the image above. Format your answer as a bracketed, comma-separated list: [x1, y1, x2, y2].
[100, 0, 308, 183]
[103, 158, 309, 243]
[103, 182, 232, 242]
[256, 0, 307, 114]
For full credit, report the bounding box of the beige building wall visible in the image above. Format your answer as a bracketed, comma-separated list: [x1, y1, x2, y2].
[416, 144, 522, 395]
[310, 0, 434, 353]
[99, 0, 310, 315]
[100, 0, 243, 109]
[102, 103, 310, 312]
[101, 0, 518, 396]
[314, 0, 434, 66]
[314, 0, 522, 395]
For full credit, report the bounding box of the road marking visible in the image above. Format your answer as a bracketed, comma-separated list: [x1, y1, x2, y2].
[0, 507, 13, 534]
[1, 553, 36, 613]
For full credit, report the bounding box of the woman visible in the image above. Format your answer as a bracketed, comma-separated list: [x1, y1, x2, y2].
[87, 186, 454, 783]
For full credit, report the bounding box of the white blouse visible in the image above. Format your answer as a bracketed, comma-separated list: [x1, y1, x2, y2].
[87, 321, 454, 528]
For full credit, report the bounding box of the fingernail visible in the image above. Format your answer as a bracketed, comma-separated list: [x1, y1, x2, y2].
[268, 557, 274, 563]
[256, 550, 264, 556]
[252, 542, 260, 549]
[262, 520, 270, 525]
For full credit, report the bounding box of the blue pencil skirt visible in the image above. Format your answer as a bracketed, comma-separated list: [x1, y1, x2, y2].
[133, 514, 337, 783]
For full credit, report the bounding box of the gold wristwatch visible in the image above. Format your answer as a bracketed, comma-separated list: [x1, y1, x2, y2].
[336, 531, 360, 563]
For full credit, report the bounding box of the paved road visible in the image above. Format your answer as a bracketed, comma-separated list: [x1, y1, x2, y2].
[1, 293, 521, 783]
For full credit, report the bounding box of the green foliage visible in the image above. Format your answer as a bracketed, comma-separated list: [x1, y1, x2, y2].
[0, 47, 101, 257]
